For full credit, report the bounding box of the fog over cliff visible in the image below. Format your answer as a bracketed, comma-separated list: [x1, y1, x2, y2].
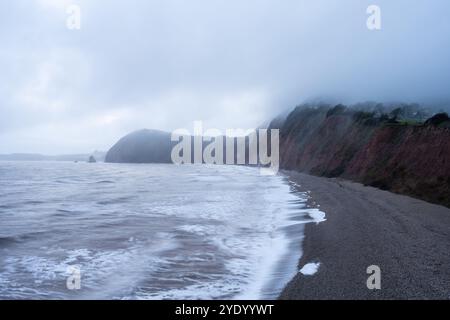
[1, 0, 450, 154]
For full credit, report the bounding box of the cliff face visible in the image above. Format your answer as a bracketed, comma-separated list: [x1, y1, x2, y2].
[278, 107, 450, 207]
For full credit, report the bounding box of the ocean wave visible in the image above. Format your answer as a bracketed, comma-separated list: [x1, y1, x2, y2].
[0, 163, 326, 300]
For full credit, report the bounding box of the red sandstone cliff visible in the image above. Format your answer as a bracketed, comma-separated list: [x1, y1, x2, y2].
[277, 106, 450, 207]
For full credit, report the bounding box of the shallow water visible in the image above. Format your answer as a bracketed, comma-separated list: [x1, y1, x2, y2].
[0, 162, 321, 299]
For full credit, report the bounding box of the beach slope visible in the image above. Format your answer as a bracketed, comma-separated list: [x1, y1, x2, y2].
[280, 171, 450, 300]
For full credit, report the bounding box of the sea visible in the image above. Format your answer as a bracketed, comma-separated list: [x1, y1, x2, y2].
[0, 162, 324, 299]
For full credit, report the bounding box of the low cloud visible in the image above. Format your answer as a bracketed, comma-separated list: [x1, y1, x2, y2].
[1, 0, 450, 154]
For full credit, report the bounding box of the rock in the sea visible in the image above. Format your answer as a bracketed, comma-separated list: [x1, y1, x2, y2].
[88, 155, 96, 163]
[105, 129, 174, 163]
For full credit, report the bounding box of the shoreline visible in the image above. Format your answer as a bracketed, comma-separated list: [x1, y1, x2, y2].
[279, 171, 450, 300]
[239, 173, 311, 300]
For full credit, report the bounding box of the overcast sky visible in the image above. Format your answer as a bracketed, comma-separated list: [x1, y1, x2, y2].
[1, 0, 450, 154]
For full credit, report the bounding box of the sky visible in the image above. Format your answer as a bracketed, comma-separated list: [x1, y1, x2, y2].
[1, 0, 450, 154]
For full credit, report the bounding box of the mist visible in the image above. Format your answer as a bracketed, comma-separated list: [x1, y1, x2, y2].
[1, 0, 450, 154]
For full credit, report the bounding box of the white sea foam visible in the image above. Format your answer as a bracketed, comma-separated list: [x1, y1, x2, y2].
[307, 208, 327, 224]
[299, 262, 321, 276]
